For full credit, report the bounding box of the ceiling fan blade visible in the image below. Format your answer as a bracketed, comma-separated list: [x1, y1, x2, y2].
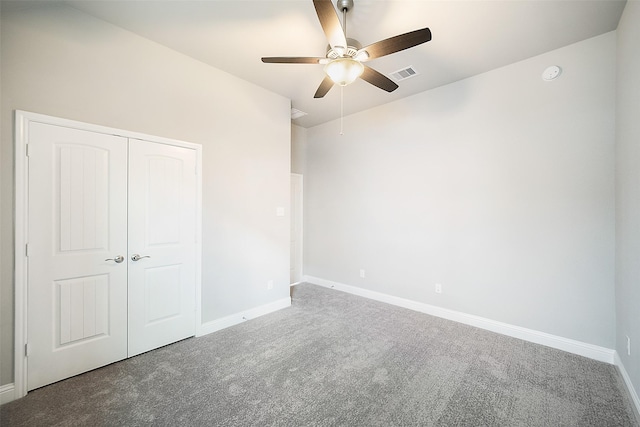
[314, 76, 335, 98]
[359, 28, 432, 61]
[360, 65, 399, 93]
[313, 0, 347, 49]
[261, 57, 326, 64]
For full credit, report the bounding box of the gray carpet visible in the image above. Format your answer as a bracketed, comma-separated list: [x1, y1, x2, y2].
[1, 283, 638, 426]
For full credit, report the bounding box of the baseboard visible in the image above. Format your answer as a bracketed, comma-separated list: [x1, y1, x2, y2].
[303, 275, 615, 364]
[0, 383, 15, 405]
[614, 352, 640, 422]
[197, 297, 291, 337]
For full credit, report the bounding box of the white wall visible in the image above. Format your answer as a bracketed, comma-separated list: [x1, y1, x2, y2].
[615, 0, 640, 409]
[305, 32, 616, 348]
[0, 4, 291, 386]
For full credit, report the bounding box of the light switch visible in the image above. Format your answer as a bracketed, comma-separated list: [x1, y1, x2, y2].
[276, 207, 285, 217]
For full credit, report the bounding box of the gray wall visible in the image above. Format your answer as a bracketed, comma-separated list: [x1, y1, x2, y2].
[615, 0, 640, 405]
[0, 4, 291, 385]
[304, 32, 616, 348]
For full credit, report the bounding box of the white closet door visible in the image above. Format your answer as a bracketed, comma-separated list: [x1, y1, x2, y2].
[127, 139, 197, 357]
[27, 123, 128, 391]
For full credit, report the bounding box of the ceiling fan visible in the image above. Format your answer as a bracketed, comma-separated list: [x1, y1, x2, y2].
[261, 0, 432, 98]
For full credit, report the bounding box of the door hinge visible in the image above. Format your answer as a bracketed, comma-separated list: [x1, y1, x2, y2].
[25, 144, 29, 157]
[25, 243, 30, 257]
[25, 343, 31, 357]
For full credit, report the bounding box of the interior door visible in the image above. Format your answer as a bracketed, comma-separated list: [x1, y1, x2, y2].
[127, 139, 197, 357]
[27, 123, 128, 390]
[290, 174, 303, 284]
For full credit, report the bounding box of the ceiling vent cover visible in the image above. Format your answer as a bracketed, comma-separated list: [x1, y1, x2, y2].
[390, 66, 419, 82]
[291, 108, 308, 120]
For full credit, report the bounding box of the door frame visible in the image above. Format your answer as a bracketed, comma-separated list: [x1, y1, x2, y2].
[290, 173, 304, 284]
[13, 110, 203, 399]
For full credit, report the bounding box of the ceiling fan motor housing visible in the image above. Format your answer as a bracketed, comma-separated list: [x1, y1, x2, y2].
[327, 38, 362, 59]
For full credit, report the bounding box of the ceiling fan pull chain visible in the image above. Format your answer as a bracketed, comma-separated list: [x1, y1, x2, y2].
[340, 85, 344, 135]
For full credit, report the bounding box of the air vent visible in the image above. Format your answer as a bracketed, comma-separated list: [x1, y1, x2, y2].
[389, 66, 419, 82]
[291, 108, 308, 120]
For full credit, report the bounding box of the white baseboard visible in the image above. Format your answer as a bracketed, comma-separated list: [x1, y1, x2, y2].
[303, 275, 615, 364]
[197, 297, 291, 337]
[0, 383, 15, 405]
[614, 352, 640, 421]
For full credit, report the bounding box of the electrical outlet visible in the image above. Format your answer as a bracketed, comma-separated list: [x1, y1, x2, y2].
[267, 280, 273, 290]
[627, 335, 631, 356]
[360, 269, 365, 278]
[435, 283, 442, 294]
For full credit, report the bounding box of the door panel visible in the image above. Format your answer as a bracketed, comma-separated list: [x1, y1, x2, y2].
[144, 265, 183, 323]
[27, 123, 128, 391]
[57, 274, 109, 345]
[127, 139, 197, 357]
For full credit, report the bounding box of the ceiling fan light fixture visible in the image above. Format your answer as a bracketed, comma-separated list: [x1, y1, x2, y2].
[324, 57, 364, 86]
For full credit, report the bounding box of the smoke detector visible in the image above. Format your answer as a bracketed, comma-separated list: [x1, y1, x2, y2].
[542, 65, 562, 81]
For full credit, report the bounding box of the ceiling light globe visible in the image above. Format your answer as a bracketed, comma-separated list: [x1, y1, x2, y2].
[324, 58, 364, 86]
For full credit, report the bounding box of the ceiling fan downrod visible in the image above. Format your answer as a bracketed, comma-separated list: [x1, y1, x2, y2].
[337, 0, 353, 41]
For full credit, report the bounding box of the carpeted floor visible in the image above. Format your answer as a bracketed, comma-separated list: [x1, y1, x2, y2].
[1, 283, 638, 426]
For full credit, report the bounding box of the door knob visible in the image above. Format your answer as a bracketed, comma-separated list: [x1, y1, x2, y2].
[105, 255, 125, 263]
[131, 254, 151, 261]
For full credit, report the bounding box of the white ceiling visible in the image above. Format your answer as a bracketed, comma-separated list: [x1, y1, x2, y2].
[11, 1, 628, 127]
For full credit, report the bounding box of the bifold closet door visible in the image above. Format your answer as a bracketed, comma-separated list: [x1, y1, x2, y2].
[27, 123, 129, 391]
[127, 140, 197, 357]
